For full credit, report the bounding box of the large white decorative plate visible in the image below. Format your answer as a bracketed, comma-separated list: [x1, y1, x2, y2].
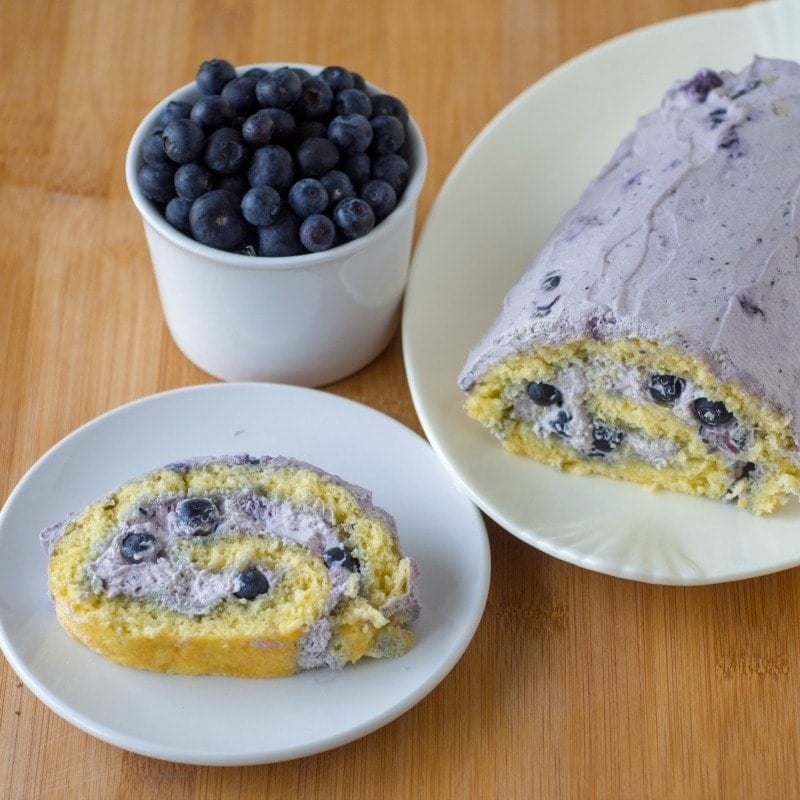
[403, 0, 800, 586]
[0, 383, 489, 765]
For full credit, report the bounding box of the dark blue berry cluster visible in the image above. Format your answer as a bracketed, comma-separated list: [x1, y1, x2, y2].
[138, 59, 413, 255]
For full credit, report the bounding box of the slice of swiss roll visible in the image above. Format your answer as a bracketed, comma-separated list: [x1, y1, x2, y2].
[459, 57, 800, 514]
[41, 454, 419, 677]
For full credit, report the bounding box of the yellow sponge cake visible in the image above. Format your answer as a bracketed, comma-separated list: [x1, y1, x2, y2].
[41, 455, 419, 677]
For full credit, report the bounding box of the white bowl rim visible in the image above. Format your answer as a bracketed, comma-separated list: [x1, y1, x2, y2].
[125, 62, 428, 273]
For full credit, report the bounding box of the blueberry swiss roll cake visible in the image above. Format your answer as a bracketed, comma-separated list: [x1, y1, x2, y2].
[41, 455, 420, 677]
[459, 57, 800, 515]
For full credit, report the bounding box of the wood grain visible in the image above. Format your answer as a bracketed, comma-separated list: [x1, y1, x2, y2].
[5, 0, 798, 798]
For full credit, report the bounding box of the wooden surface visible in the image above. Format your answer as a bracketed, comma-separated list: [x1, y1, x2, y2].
[4, 0, 798, 797]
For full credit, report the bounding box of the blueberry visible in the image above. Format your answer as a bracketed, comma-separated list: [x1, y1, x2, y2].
[320, 169, 355, 207]
[328, 113, 373, 153]
[295, 137, 339, 177]
[203, 127, 248, 175]
[590, 421, 624, 456]
[708, 107, 727, 129]
[322, 545, 359, 571]
[142, 132, 170, 165]
[333, 197, 375, 240]
[360, 179, 396, 220]
[694, 398, 734, 426]
[335, 88, 372, 118]
[189, 190, 249, 251]
[318, 65, 355, 92]
[174, 496, 220, 535]
[165, 196, 193, 233]
[340, 152, 371, 187]
[138, 162, 177, 203]
[288, 178, 329, 218]
[370, 93, 409, 125]
[350, 71, 368, 92]
[247, 145, 294, 191]
[256, 209, 304, 256]
[549, 410, 572, 437]
[371, 153, 410, 196]
[215, 172, 249, 198]
[648, 374, 686, 404]
[682, 68, 723, 102]
[241, 109, 277, 147]
[196, 58, 236, 96]
[254, 107, 296, 141]
[243, 66, 268, 79]
[120, 531, 160, 564]
[190, 94, 237, 131]
[174, 163, 214, 201]
[299, 214, 336, 252]
[158, 100, 193, 127]
[162, 118, 205, 164]
[143, 60, 416, 258]
[221, 74, 260, 114]
[255, 67, 302, 109]
[293, 120, 328, 143]
[233, 568, 270, 600]
[370, 115, 405, 155]
[294, 77, 334, 120]
[526, 381, 562, 406]
[241, 185, 282, 226]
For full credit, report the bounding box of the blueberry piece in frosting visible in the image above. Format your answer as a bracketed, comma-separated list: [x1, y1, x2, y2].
[648, 374, 686, 404]
[233, 568, 270, 600]
[322, 546, 360, 572]
[173, 497, 219, 536]
[681, 68, 723, 102]
[120, 531, 159, 564]
[549, 410, 572, 437]
[527, 381, 562, 406]
[694, 398, 734, 426]
[590, 421, 624, 456]
[541, 273, 561, 292]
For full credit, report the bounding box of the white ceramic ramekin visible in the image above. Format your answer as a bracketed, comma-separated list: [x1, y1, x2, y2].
[125, 63, 427, 386]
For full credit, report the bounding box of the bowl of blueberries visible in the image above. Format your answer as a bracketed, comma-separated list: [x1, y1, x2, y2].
[126, 59, 427, 385]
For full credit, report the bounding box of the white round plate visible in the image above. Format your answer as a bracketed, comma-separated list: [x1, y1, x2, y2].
[403, 0, 800, 586]
[0, 383, 489, 765]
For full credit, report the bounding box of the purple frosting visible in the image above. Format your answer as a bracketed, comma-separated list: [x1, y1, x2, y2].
[459, 57, 800, 446]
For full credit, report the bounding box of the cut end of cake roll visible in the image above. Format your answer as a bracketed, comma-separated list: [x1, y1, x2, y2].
[459, 57, 800, 515]
[41, 455, 420, 677]
[463, 338, 800, 514]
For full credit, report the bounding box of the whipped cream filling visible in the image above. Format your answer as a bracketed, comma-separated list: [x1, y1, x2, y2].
[87, 489, 352, 616]
[506, 358, 753, 476]
[460, 57, 800, 451]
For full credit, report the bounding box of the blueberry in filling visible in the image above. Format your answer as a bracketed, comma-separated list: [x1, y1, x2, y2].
[549, 410, 572, 437]
[648, 374, 686, 404]
[527, 381, 562, 406]
[120, 531, 160, 564]
[694, 398, 734, 426]
[322, 545, 360, 572]
[174, 497, 219, 535]
[590, 420, 624, 456]
[233, 568, 270, 600]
